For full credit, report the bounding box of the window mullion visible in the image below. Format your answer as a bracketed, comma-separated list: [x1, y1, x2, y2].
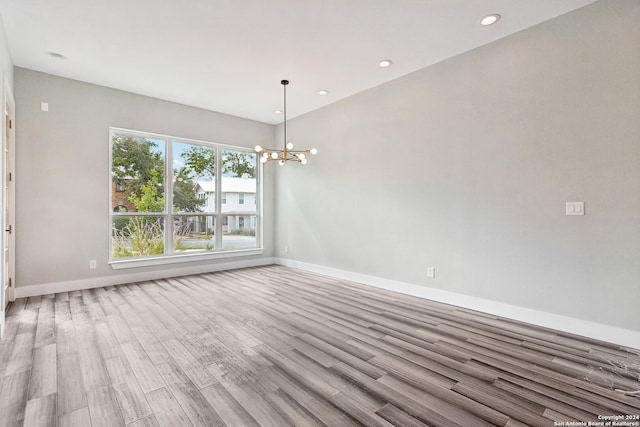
[215, 145, 222, 250]
[165, 139, 173, 254]
[256, 158, 262, 248]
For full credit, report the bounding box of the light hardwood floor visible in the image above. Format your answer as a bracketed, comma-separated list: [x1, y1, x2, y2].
[0, 265, 638, 426]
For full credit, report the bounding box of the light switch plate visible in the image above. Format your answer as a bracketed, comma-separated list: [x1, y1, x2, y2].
[427, 267, 435, 278]
[566, 202, 585, 216]
[41, 102, 49, 112]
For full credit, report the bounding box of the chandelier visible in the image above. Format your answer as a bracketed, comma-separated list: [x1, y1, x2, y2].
[255, 80, 317, 165]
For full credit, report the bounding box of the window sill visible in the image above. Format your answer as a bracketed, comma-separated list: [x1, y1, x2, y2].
[109, 248, 264, 270]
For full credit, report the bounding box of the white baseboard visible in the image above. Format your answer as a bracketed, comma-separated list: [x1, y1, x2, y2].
[274, 257, 640, 349]
[14, 256, 640, 349]
[15, 257, 274, 299]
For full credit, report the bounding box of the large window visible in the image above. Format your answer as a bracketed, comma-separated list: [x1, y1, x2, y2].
[110, 128, 260, 265]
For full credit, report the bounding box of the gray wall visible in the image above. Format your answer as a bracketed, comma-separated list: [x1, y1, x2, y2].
[14, 69, 275, 287]
[275, 0, 640, 332]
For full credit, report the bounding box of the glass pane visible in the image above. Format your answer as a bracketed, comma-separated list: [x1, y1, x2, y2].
[221, 149, 257, 214]
[112, 216, 165, 258]
[111, 134, 166, 213]
[173, 141, 216, 213]
[222, 214, 257, 250]
[173, 215, 215, 253]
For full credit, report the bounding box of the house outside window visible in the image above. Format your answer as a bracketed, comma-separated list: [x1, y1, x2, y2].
[110, 128, 260, 265]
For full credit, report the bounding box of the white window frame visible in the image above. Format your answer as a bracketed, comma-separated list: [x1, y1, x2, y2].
[108, 127, 262, 269]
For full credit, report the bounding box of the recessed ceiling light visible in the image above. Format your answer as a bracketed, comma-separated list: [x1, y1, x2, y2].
[318, 90, 329, 96]
[480, 14, 501, 26]
[49, 52, 67, 61]
[378, 59, 393, 68]
[274, 110, 282, 114]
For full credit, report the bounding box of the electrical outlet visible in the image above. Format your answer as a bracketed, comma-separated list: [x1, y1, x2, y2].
[566, 201, 585, 216]
[427, 267, 435, 278]
[285, 245, 289, 253]
[89, 260, 97, 269]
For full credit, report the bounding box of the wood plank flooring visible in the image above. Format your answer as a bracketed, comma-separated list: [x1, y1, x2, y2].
[1, 265, 638, 426]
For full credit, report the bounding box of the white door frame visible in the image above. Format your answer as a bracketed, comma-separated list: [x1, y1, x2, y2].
[1, 74, 15, 337]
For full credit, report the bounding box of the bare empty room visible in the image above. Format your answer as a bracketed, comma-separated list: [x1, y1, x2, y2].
[0, 0, 639, 426]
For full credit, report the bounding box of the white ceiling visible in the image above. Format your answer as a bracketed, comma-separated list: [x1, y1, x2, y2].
[0, 0, 597, 124]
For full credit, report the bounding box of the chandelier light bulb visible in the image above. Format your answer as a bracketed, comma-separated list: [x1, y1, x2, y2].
[310, 148, 318, 155]
[260, 157, 268, 163]
[271, 152, 278, 159]
[279, 159, 286, 166]
[298, 153, 306, 160]
[254, 145, 263, 152]
[301, 158, 308, 165]
[286, 142, 294, 150]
